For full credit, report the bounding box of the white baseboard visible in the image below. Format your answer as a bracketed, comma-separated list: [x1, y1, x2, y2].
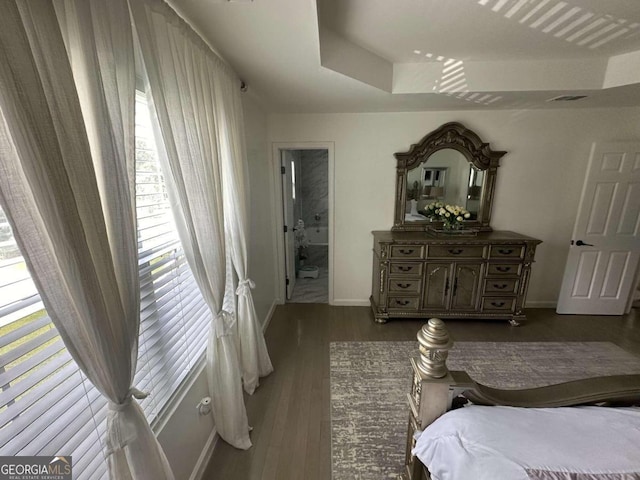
[262, 299, 279, 332]
[189, 429, 218, 480]
[327, 299, 557, 309]
[279, 298, 554, 310]
[525, 301, 557, 309]
[330, 299, 371, 307]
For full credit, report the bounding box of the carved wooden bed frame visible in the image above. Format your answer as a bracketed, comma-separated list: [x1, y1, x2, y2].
[403, 319, 640, 480]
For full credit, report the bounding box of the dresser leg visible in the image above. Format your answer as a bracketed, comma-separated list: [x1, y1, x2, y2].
[374, 316, 388, 324]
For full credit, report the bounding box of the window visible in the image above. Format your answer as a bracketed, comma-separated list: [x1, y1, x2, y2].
[132, 91, 211, 421]
[0, 207, 105, 478]
[0, 93, 211, 478]
[291, 159, 296, 201]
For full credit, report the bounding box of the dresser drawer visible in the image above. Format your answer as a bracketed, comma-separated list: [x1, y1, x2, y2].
[483, 278, 519, 294]
[486, 263, 522, 276]
[390, 245, 424, 259]
[387, 296, 420, 310]
[389, 278, 422, 294]
[427, 245, 485, 259]
[481, 297, 516, 312]
[489, 244, 524, 259]
[389, 262, 424, 276]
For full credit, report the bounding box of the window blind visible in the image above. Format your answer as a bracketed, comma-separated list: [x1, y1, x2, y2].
[132, 90, 211, 422]
[0, 208, 105, 479]
[0, 92, 211, 479]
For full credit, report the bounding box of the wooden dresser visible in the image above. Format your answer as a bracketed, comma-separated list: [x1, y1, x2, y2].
[370, 230, 541, 325]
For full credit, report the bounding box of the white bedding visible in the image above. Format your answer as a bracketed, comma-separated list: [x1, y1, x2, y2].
[412, 406, 640, 480]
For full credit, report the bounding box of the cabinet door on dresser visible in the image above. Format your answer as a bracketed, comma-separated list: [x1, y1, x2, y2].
[450, 263, 483, 311]
[422, 263, 451, 310]
[423, 262, 484, 312]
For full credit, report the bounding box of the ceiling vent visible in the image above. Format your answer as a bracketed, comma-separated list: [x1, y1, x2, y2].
[547, 95, 588, 102]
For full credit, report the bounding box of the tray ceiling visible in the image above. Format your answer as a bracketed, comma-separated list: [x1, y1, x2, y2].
[174, 0, 640, 113]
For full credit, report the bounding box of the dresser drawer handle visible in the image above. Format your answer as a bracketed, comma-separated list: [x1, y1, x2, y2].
[498, 248, 514, 255]
[491, 301, 506, 307]
[448, 248, 463, 255]
[396, 283, 412, 289]
[395, 299, 411, 306]
[496, 266, 511, 272]
[493, 284, 508, 290]
[398, 266, 413, 272]
[399, 248, 415, 255]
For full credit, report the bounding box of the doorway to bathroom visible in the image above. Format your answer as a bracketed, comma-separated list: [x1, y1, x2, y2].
[279, 148, 330, 304]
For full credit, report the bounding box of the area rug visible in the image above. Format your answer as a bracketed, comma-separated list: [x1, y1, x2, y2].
[330, 341, 640, 480]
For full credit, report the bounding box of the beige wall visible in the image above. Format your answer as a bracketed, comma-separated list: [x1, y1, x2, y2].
[268, 107, 640, 307]
[244, 94, 279, 323]
[157, 366, 214, 480]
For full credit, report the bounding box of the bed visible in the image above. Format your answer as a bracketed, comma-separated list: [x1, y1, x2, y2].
[404, 319, 640, 480]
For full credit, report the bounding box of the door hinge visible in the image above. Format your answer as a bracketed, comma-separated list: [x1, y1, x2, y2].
[281, 166, 286, 174]
[284, 225, 288, 233]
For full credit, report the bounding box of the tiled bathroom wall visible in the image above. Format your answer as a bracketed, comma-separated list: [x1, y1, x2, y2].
[298, 150, 328, 229]
[293, 149, 328, 269]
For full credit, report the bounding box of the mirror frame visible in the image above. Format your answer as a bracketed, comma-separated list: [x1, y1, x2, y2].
[392, 122, 506, 232]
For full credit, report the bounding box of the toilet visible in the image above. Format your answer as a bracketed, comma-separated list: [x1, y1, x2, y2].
[298, 265, 319, 279]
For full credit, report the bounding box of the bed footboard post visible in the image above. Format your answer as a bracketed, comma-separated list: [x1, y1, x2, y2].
[404, 319, 474, 480]
[410, 319, 472, 428]
[416, 318, 452, 379]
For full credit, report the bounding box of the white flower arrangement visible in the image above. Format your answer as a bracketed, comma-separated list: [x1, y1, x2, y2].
[424, 202, 471, 229]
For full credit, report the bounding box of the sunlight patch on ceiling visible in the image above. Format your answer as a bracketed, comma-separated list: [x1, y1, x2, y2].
[410, 52, 504, 106]
[477, 0, 640, 50]
[310, 0, 640, 110]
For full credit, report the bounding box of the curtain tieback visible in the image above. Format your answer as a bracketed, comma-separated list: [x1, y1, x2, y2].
[105, 388, 150, 455]
[236, 278, 255, 296]
[108, 387, 149, 412]
[214, 309, 236, 338]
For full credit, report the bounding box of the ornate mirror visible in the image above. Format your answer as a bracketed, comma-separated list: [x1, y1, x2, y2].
[392, 122, 506, 232]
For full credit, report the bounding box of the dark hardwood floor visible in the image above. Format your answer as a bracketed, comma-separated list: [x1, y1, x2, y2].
[203, 305, 640, 480]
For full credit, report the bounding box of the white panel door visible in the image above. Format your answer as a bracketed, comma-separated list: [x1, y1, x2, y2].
[557, 142, 640, 315]
[281, 152, 296, 300]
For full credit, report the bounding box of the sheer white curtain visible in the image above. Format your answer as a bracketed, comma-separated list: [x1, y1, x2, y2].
[0, 1, 174, 479]
[214, 66, 273, 394]
[130, 0, 252, 449]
